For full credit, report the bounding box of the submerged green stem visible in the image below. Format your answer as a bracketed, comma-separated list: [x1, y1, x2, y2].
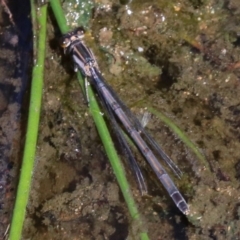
[50, 1, 149, 239]
[9, 3, 47, 240]
[148, 107, 210, 170]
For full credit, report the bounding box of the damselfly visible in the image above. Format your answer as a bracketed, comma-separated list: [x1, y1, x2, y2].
[60, 28, 189, 215]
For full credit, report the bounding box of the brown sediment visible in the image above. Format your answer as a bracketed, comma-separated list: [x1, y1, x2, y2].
[23, 0, 240, 239]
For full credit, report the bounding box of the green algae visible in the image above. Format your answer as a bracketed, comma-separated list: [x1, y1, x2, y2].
[62, 0, 94, 29]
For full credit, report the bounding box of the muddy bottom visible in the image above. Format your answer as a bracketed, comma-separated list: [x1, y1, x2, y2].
[22, 0, 240, 239]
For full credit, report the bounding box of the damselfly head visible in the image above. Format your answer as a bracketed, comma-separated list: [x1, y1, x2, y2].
[59, 27, 85, 49]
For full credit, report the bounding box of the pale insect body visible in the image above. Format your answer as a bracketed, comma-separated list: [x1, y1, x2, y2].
[60, 28, 189, 215]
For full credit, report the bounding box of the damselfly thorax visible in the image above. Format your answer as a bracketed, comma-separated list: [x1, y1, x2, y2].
[60, 28, 98, 77]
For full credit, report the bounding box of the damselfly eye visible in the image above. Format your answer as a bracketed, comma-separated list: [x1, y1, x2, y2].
[76, 30, 84, 35]
[75, 27, 85, 39]
[60, 37, 71, 48]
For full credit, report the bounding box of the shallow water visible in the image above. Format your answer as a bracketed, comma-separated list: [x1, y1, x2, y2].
[21, 0, 240, 239]
[0, 0, 32, 238]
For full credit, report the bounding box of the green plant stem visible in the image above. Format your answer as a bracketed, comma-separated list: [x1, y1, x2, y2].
[50, 1, 149, 239]
[9, 3, 47, 240]
[148, 107, 210, 170]
[49, 0, 68, 34]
